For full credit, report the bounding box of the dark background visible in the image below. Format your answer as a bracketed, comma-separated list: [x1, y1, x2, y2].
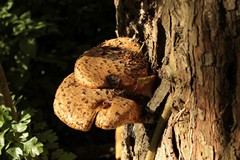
[0, 0, 116, 159]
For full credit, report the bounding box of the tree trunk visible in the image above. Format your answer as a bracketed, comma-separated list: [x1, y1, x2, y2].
[114, 0, 240, 159]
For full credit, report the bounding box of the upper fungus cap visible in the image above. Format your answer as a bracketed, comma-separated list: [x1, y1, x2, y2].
[74, 37, 148, 89]
[100, 37, 140, 52]
[53, 73, 141, 131]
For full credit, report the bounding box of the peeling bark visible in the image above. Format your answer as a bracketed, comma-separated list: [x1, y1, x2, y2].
[114, 0, 240, 159]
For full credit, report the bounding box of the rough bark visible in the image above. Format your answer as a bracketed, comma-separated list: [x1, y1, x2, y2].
[114, 0, 240, 159]
[0, 64, 19, 121]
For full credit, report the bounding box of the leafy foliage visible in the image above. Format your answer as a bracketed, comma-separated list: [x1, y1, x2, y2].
[0, 0, 116, 159]
[0, 0, 115, 92]
[0, 97, 76, 160]
[0, 104, 43, 159]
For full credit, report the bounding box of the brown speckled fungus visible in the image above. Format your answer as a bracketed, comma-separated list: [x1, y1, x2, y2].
[74, 37, 148, 89]
[54, 74, 114, 131]
[95, 97, 141, 130]
[53, 37, 154, 132]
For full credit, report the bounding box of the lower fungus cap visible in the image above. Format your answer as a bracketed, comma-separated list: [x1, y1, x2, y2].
[53, 73, 115, 131]
[53, 73, 142, 131]
[95, 97, 141, 130]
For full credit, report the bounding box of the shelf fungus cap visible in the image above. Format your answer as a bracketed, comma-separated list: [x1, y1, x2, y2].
[54, 73, 114, 131]
[95, 97, 141, 130]
[53, 73, 141, 131]
[100, 37, 140, 52]
[74, 37, 148, 89]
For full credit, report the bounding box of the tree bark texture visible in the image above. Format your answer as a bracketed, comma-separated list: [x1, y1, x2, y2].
[114, 0, 240, 159]
[0, 65, 19, 121]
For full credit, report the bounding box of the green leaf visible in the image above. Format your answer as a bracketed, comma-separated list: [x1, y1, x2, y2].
[37, 129, 58, 144]
[4, 134, 13, 149]
[51, 149, 77, 160]
[58, 152, 77, 160]
[20, 12, 30, 20]
[6, 0, 14, 10]
[11, 121, 28, 133]
[32, 121, 47, 131]
[33, 21, 47, 30]
[0, 105, 12, 128]
[19, 132, 29, 141]
[0, 11, 11, 19]
[0, 1, 13, 19]
[23, 137, 43, 157]
[19, 112, 31, 124]
[0, 121, 3, 128]
[0, 128, 9, 154]
[13, 22, 25, 36]
[6, 147, 23, 160]
[22, 108, 37, 117]
[12, 95, 23, 107]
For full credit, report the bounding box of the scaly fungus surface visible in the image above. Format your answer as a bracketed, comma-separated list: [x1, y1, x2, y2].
[74, 37, 148, 89]
[54, 73, 141, 131]
[53, 37, 154, 132]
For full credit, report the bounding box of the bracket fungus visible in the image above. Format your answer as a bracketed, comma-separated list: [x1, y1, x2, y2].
[74, 37, 148, 89]
[53, 37, 155, 132]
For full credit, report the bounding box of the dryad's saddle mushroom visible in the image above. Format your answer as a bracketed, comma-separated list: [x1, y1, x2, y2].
[53, 37, 154, 132]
